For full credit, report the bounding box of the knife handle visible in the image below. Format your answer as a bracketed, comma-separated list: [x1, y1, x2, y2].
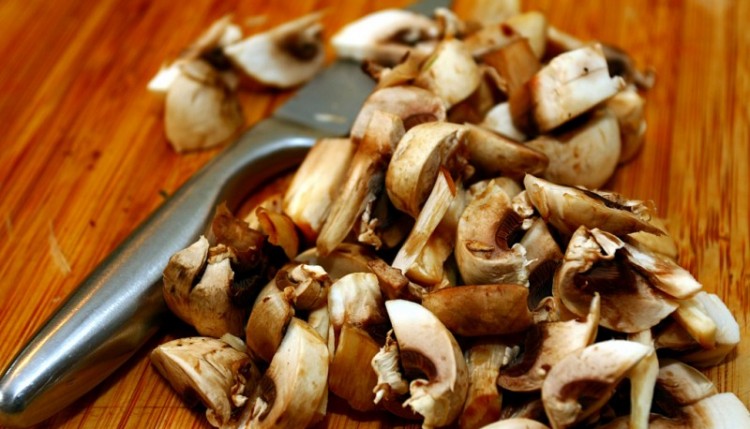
[0, 118, 322, 427]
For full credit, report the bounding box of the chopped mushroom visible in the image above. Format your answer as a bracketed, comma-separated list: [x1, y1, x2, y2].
[460, 341, 506, 429]
[163, 236, 209, 325]
[415, 39, 482, 108]
[329, 324, 381, 411]
[189, 249, 244, 337]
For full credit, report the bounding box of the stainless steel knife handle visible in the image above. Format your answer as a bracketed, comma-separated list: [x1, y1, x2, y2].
[0, 118, 323, 427]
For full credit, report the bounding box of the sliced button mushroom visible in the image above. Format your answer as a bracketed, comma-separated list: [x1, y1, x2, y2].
[498, 294, 599, 392]
[331, 9, 439, 65]
[463, 12, 547, 59]
[274, 263, 329, 310]
[165, 59, 244, 152]
[481, 102, 528, 142]
[529, 44, 625, 133]
[621, 240, 702, 299]
[242, 318, 329, 429]
[255, 207, 299, 260]
[459, 341, 506, 429]
[414, 39, 482, 108]
[372, 330, 410, 404]
[329, 324, 381, 412]
[350, 86, 446, 141]
[296, 242, 377, 279]
[626, 217, 679, 260]
[526, 109, 621, 189]
[386, 121, 468, 217]
[283, 138, 356, 242]
[464, 123, 548, 179]
[328, 272, 387, 339]
[163, 235, 210, 325]
[553, 227, 677, 333]
[680, 292, 740, 367]
[541, 340, 654, 429]
[521, 217, 564, 306]
[245, 281, 294, 362]
[655, 359, 717, 408]
[224, 12, 325, 88]
[523, 174, 663, 237]
[385, 299, 469, 428]
[607, 86, 647, 163]
[189, 252, 244, 338]
[422, 284, 533, 337]
[317, 111, 405, 256]
[151, 336, 260, 428]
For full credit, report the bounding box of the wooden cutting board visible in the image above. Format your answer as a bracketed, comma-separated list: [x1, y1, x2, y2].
[0, 0, 747, 427]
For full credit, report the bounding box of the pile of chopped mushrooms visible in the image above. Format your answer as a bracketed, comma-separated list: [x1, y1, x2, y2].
[148, 5, 749, 429]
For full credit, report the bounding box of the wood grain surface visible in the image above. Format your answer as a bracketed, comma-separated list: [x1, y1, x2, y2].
[0, 0, 748, 427]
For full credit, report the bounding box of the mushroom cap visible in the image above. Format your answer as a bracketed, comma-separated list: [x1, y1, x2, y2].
[328, 272, 387, 337]
[464, 123, 548, 178]
[163, 236, 209, 325]
[189, 256, 244, 338]
[386, 299, 469, 428]
[415, 39, 482, 108]
[329, 324, 380, 412]
[460, 341, 505, 429]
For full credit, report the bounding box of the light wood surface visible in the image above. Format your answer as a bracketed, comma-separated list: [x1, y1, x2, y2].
[0, 0, 747, 427]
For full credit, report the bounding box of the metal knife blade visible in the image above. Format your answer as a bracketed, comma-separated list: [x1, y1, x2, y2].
[0, 0, 450, 426]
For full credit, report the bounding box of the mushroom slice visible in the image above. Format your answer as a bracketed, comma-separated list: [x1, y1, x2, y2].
[274, 263, 329, 310]
[464, 123, 548, 178]
[165, 59, 244, 152]
[523, 174, 662, 236]
[626, 217, 679, 260]
[350, 86, 447, 141]
[245, 318, 329, 429]
[386, 299, 469, 428]
[244, 282, 294, 362]
[386, 121, 468, 217]
[526, 109, 621, 189]
[415, 39, 482, 108]
[422, 284, 533, 336]
[283, 138, 356, 242]
[498, 294, 599, 392]
[607, 86, 647, 163]
[151, 336, 260, 428]
[332, 9, 439, 65]
[189, 252, 244, 338]
[541, 340, 653, 429]
[455, 178, 530, 286]
[655, 359, 717, 408]
[459, 341, 506, 429]
[621, 240, 702, 299]
[463, 0, 520, 27]
[479, 419, 551, 429]
[521, 218, 563, 306]
[224, 12, 325, 88]
[329, 324, 380, 411]
[670, 296, 717, 349]
[530, 44, 625, 132]
[296, 242, 377, 279]
[627, 330, 660, 429]
[680, 292, 740, 367]
[463, 11, 547, 59]
[481, 102, 527, 142]
[255, 207, 299, 259]
[317, 111, 405, 256]
[163, 236, 210, 325]
[328, 272, 387, 339]
[553, 227, 677, 333]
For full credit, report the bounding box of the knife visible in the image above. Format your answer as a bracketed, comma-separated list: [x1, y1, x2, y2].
[0, 0, 449, 426]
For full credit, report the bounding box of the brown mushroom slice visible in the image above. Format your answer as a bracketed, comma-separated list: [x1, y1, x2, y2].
[541, 340, 653, 429]
[607, 86, 647, 163]
[386, 121, 468, 217]
[523, 174, 662, 236]
[392, 169, 456, 273]
[317, 111, 405, 255]
[460, 341, 506, 429]
[498, 294, 599, 392]
[415, 39, 482, 108]
[245, 282, 294, 363]
[328, 272, 387, 338]
[189, 251, 244, 338]
[386, 299, 469, 428]
[526, 109, 621, 189]
[479, 419, 551, 429]
[243, 318, 329, 429]
[621, 240, 702, 299]
[331, 9, 439, 65]
[350, 86, 446, 141]
[165, 59, 244, 152]
[422, 284, 533, 337]
[163, 236, 210, 325]
[554, 227, 677, 333]
[464, 123, 548, 178]
[530, 44, 625, 133]
[151, 336, 260, 428]
[224, 12, 325, 88]
[455, 178, 531, 286]
[329, 324, 380, 412]
[283, 138, 356, 242]
[680, 292, 740, 367]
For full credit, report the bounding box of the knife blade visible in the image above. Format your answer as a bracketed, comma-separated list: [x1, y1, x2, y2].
[0, 0, 450, 426]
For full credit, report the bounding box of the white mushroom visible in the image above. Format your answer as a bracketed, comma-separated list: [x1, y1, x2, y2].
[680, 292, 740, 367]
[385, 299, 469, 429]
[481, 102, 528, 142]
[327, 272, 387, 338]
[464, 123, 548, 178]
[189, 249, 244, 338]
[415, 39, 482, 108]
[224, 12, 325, 88]
[607, 86, 647, 163]
[163, 236, 210, 325]
[244, 280, 294, 362]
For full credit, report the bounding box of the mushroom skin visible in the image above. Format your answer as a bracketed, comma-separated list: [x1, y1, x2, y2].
[328, 324, 381, 412]
[463, 123, 548, 179]
[459, 341, 506, 429]
[244, 280, 294, 363]
[386, 299, 469, 429]
[189, 251, 244, 338]
[415, 39, 482, 108]
[163, 236, 210, 325]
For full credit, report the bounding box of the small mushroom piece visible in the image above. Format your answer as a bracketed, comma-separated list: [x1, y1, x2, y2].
[498, 294, 599, 392]
[481, 102, 527, 142]
[317, 111, 405, 256]
[255, 207, 299, 259]
[530, 44, 625, 132]
[245, 318, 329, 429]
[328, 272, 387, 339]
[163, 236, 210, 325]
[459, 341, 506, 429]
[165, 59, 244, 152]
[526, 109, 621, 189]
[386, 299, 469, 428]
[350, 85, 446, 141]
[464, 123, 548, 179]
[275, 263, 329, 310]
[463, 0, 520, 27]
[372, 330, 411, 412]
[223, 12, 325, 88]
[151, 336, 261, 428]
[521, 217, 564, 306]
[244, 281, 294, 362]
[329, 324, 381, 411]
[422, 284, 533, 337]
[541, 340, 654, 429]
[463, 12, 547, 59]
[680, 292, 740, 367]
[283, 138, 356, 242]
[553, 227, 677, 333]
[211, 202, 267, 275]
[626, 217, 679, 260]
[331, 9, 439, 65]
[479, 419, 551, 429]
[621, 240, 702, 299]
[455, 178, 530, 286]
[523, 174, 663, 237]
[655, 359, 717, 408]
[296, 242, 378, 280]
[386, 121, 468, 217]
[414, 39, 482, 108]
[607, 86, 647, 163]
[189, 249, 245, 338]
